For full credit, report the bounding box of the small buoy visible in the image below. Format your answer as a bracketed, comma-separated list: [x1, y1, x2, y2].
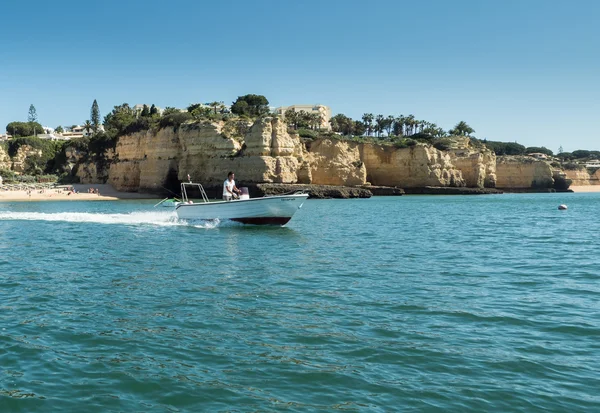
[558, 204, 568, 210]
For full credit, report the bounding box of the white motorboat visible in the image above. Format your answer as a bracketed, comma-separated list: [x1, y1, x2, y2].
[175, 182, 308, 225]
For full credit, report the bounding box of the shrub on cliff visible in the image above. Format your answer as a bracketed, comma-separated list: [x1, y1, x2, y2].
[159, 112, 193, 129]
[433, 138, 453, 151]
[483, 140, 526, 155]
[525, 146, 553, 156]
[562, 162, 584, 170]
[297, 128, 317, 139]
[393, 138, 417, 148]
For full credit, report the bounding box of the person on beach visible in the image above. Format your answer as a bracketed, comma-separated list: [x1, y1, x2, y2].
[223, 171, 241, 201]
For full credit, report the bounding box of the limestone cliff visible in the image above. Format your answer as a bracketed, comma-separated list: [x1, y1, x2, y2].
[444, 137, 497, 188]
[71, 117, 562, 193]
[11, 145, 43, 173]
[359, 143, 465, 187]
[104, 117, 303, 192]
[495, 156, 554, 189]
[305, 139, 366, 186]
[564, 169, 600, 186]
[0, 145, 11, 170]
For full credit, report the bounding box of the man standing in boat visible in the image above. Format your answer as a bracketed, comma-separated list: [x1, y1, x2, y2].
[223, 171, 241, 201]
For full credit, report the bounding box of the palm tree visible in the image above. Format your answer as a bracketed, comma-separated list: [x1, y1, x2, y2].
[83, 120, 93, 135]
[393, 115, 405, 136]
[284, 110, 299, 129]
[375, 115, 385, 138]
[385, 115, 395, 137]
[405, 114, 415, 136]
[449, 121, 475, 136]
[362, 113, 374, 136]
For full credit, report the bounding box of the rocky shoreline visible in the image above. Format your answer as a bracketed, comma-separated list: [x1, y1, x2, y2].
[196, 183, 509, 199]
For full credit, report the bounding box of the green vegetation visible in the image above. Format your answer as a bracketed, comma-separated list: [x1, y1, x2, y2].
[90, 99, 101, 132]
[3, 136, 62, 175]
[28, 104, 38, 123]
[525, 146, 553, 156]
[6, 121, 44, 137]
[473, 140, 526, 155]
[230, 94, 269, 117]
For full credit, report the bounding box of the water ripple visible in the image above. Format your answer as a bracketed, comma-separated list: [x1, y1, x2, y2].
[0, 195, 599, 411]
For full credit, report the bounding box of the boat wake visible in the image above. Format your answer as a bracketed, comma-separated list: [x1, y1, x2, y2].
[0, 211, 221, 229]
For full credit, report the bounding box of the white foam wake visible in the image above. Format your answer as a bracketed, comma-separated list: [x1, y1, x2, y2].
[0, 210, 220, 228]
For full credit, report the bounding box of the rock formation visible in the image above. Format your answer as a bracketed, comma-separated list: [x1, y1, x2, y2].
[0, 145, 11, 170]
[495, 156, 554, 189]
[64, 117, 570, 194]
[564, 169, 600, 186]
[11, 145, 43, 173]
[359, 144, 465, 187]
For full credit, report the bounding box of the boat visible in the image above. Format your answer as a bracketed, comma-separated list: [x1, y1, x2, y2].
[175, 182, 308, 225]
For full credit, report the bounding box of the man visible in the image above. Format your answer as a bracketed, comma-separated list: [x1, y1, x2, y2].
[223, 171, 241, 201]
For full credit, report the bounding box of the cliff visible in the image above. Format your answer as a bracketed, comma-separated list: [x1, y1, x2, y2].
[69, 118, 559, 194]
[11, 145, 43, 173]
[564, 169, 600, 186]
[495, 156, 554, 189]
[0, 145, 11, 170]
[359, 143, 465, 187]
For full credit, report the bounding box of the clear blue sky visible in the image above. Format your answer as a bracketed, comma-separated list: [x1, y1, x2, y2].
[1, 0, 598, 152]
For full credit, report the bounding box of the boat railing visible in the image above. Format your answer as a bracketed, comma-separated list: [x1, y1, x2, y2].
[181, 182, 209, 203]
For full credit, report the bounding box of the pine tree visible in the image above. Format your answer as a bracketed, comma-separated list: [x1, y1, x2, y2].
[28, 104, 38, 122]
[141, 104, 150, 117]
[150, 104, 158, 115]
[91, 99, 101, 132]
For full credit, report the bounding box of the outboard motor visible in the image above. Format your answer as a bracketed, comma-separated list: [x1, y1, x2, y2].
[240, 187, 250, 200]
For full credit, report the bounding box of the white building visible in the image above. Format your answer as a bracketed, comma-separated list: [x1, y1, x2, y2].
[274, 104, 332, 129]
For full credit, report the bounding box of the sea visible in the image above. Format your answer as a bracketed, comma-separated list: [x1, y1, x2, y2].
[0, 193, 599, 412]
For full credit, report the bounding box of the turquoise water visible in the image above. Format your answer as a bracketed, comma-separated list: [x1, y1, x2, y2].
[1, 194, 599, 412]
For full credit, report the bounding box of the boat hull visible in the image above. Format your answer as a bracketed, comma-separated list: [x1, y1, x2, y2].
[175, 194, 308, 225]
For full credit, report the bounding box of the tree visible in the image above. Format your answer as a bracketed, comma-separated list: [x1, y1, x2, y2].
[208, 101, 224, 114]
[525, 146, 553, 156]
[284, 110, 299, 129]
[103, 103, 136, 136]
[150, 104, 159, 116]
[162, 107, 181, 116]
[308, 112, 323, 130]
[484, 140, 526, 155]
[353, 120, 366, 136]
[141, 104, 150, 117]
[329, 114, 354, 136]
[362, 113, 374, 136]
[571, 150, 591, 159]
[384, 115, 395, 137]
[6, 121, 43, 137]
[187, 103, 203, 113]
[83, 120, 93, 135]
[558, 145, 564, 154]
[230, 94, 269, 117]
[393, 115, 405, 136]
[55, 125, 64, 134]
[449, 121, 475, 136]
[28, 104, 38, 122]
[374, 115, 385, 137]
[90, 99, 100, 132]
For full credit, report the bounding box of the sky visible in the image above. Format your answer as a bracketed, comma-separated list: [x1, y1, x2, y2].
[1, 0, 598, 152]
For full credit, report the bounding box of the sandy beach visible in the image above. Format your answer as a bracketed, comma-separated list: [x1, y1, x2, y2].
[569, 185, 600, 193]
[0, 184, 160, 202]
